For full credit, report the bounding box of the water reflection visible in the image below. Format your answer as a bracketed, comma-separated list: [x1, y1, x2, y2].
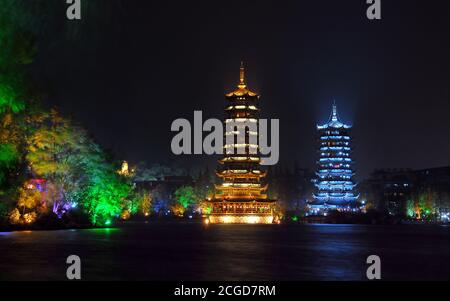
[0, 223, 449, 281]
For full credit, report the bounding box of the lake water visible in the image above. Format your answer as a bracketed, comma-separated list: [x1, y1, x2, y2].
[0, 222, 449, 281]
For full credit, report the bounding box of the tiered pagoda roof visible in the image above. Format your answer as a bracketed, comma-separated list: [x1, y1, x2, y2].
[312, 101, 359, 209]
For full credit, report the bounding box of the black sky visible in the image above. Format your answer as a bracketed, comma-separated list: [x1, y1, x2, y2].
[32, 0, 450, 179]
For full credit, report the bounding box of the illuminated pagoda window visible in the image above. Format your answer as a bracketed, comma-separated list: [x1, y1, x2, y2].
[310, 101, 359, 214]
[205, 63, 278, 224]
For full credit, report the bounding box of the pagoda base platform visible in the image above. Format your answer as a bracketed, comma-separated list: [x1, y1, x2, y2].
[207, 214, 275, 224]
[204, 199, 278, 224]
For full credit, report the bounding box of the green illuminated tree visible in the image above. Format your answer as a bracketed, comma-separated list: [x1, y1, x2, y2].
[173, 186, 198, 210]
[0, 0, 135, 228]
[80, 165, 131, 225]
[0, 144, 18, 185]
[24, 109, 133, 225]
[0, 0, 37, 114]
[412, 189, 438, 220]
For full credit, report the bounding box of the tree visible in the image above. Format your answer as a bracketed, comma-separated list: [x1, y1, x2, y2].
[9, 208, 21, 225]
[0, 0, 37, 114]
[194, 166, 214, 205]
[173, 186, 197, 210]
[17, 187, 41, 212]
[26, 111, 83, 215]
[170, 203, 186, 217]
[80, 169, 131, 225]
[0, 143, 18, 186]
[138, 191, 152, 216]
[74, 139, 132, 225]
[24, 109, 133, 225]
[198, 200, 212, 215]
[0, 0, 135, 228]
[406, 199, 415, 218]
[412, 189, 438, 220]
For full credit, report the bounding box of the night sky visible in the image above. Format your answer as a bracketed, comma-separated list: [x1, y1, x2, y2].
[30, 0, 450, 179]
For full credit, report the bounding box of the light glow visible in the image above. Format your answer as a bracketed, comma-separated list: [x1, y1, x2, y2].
[209, 215, 274, 224]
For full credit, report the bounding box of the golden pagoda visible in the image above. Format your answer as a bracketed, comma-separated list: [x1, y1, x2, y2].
[205, 63, 278, 224]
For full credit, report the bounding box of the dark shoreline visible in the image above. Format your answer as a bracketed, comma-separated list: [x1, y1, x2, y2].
[1, 218, 448, 233]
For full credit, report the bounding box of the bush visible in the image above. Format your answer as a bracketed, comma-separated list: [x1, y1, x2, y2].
[61, 208, 91, 228]
[34, 212, 62, 229]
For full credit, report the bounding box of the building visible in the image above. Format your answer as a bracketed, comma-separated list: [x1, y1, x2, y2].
[267, 165, 314, 213]
[134, 173, 193, 214]
[415, 166, 450, 189]
[309, 102, 358, 214]
[205, 63, 278, 224]
[360, 167, 450, 220]
[359, 168, 414, 215]
[414, 167, 450, 221]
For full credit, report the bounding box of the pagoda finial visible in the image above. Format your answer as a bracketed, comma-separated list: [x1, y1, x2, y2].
[331, 100, 338, 121]
[238, 61, 246, 89]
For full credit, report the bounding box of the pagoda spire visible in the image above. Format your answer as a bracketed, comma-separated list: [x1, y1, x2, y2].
[238, 61, 246, 89]
[331, 100, 338, 122]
